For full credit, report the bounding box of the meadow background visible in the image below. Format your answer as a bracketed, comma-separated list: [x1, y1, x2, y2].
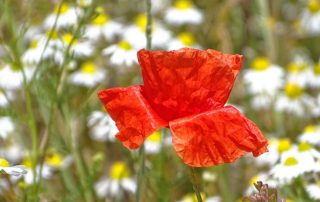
[0, 0, 320, 201]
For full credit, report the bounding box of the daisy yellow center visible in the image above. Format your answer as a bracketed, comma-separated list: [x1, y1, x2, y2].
[92, 13, 109, 25]
[304, 125, 316, 133]
[313, 63, 320, 75]
[277, 138, 291, 153]
[178, 32, 195, 46]
[18, 181, 26, 188]
[54, 3, 70, 14]
[109, 162, 130, 180]
[81, 62, 96, 75]
[29, 40, 38, 49]
[249, 175, 259, 186]
[308, 0, 320, 13]
[286, 199, 294, 202]
[63, 33, 77, 45]
[118, 40, 132, 51]
[285, 83, 303, 99]
[22, 158, 33, 168]
[0, 158, 9, 167]
[147, 131, 161, 143]
[284, 157, 298, 166]
[45, 153, 63, 167]
[251, 57, 270, 71]
[287, 62, 307, 73]
[175, 0, 193, 10]
[136, 14, 147, 31]
[46, 30, 59, 40]
[298, 142, 312, 152]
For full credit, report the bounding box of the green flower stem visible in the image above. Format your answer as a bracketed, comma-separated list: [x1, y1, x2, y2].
[136, 0, 152, 202]
[189, 167, 203, 202]
[257, 0, 276, 61]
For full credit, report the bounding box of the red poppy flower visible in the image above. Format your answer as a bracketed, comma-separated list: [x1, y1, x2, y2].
[98, 48, 268, 167]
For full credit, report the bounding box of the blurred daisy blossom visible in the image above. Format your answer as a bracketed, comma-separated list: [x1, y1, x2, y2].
[87, 111, 118, 142]
[0, 64, 34, 90]
[244, 57, 284, 109]
[301, 0, 320, 35]
[69, 61, 106, 87]
[95, 162, 136, 198]
[103, 40, 138, 66]
[44, 3, 81, 30]
[84, 7, 122, 41]
[168, 32, 201, 50]
[299, 125, 320, 145]
[306, 184, 320, 200]
[165, 0, 203, 25]
[0, 158, 27, 177]
[61, 33, 94, 58]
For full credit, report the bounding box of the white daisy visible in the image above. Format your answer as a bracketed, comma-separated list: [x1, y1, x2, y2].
[301, 0, 320, 35]
[244, 57, 284, 109]
[244, 57, 284, 95]
[275, 82, 315, 116]
[103, 40, 138, 66]
[95, 162, 136, 198]
[0, 158, 27, 177]
[123, 14, 172, 49]
[168, 32, 201, 50]
[69, 61, 106, 87]
[0, 64, 34, 90]
[144, 131, 162, 154]
[0, 117, 14, 139]
[84, 8, 122, 41]
[306, 183, 320, 200]
[165, 0, 203, 25]
[202, 171, 216, 182]
[286, 58, 312, 87]
[19, 157, 53, 184]
[87, 111, 118, 142]
[299, 125, 320, 145]
[62, 33, 94, 58]
[44, 3, 81, 30]
[271, 143, 320, 184]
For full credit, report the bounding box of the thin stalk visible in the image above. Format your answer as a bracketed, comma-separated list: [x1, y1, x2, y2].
[257, 0, 276, 61]
[189, 167, 203, 202]
[136, 0, 152, 202]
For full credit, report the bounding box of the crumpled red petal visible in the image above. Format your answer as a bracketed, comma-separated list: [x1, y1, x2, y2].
[138, 48, 243, 122]
[98, 85, 167, 149]
[169, 106, 268, 167]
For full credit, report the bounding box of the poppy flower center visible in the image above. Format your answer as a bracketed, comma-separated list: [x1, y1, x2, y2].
[304, 125, 316, 133]
[0, 158, 9, 167]
[251, 57, 270, 71]
[147, 131, 161, 143]
[109, 162, 130, 180]
[277, 138, 291, 153]
[92, 8, 109, 25]
[45, 153, 63, 167]
[284, 157, 298, 166]
[178, 32, 195, 46]
[63, 33, 78, 45]
[284, 83, 303, 99]
[54, 3, 70, 14]
[287, 62, 307, 73]
[298, 142, 312, 152]
[308, 0, 320, 13]
[81, 62, 96, 75]
[118, 40, 132, 51]
[313, 63, 320, 75]
[175, 0, 192, 10]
